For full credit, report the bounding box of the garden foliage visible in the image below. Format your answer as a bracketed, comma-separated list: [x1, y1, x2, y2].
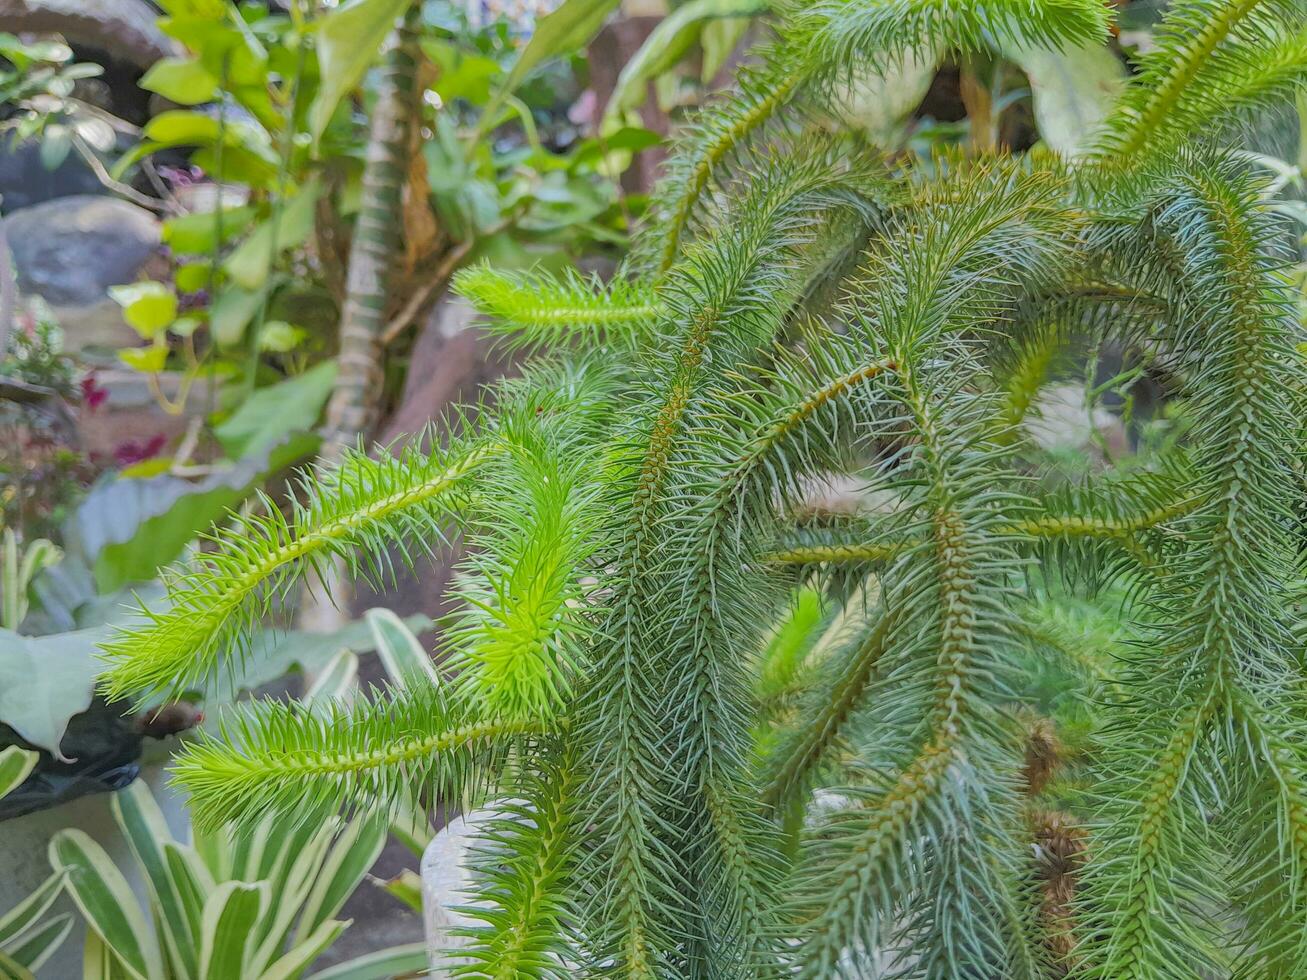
[101, 0, 1307, 974]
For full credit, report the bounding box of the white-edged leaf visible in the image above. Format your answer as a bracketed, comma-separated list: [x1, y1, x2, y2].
[5, 912, 72, 972]
[830, 48, 940, 140]
[365, 608, 439, 690]
[0, 948, 34, 980]
[198, 881, 266, 980]
[261, 920, 349, 980]
[250, 823, 337, 969]
[1002, 41, 1125, 156]
[0, 746, 37, 801]
[162, 843, 213, 943]
[304, 648, 360, 705]
[304, 943, 429, 980]
[112, 784, 195, 980]
[0, 871, 66, 947]
[49, 829, 162, 980]
[80, 931, 114, 979]
[190, 822, 232, 883]
[294, 819, 386, 942]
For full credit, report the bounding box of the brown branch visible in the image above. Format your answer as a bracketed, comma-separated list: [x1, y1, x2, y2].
[380, 238, 476, 348]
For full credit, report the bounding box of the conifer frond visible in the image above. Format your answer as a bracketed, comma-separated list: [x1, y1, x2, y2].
[1095, 0, 1307, 159]
[454, 264, 662, 350]
[127, 14, 1307, 973]
[575, 152, 889, 976]
[647, 49, 808, 274]
[454, 757, 581, 980]
[1078, 151, 1304, 978]
[789, 0, 1113, 73]
[444, 415, 607, 721]
[172, 685, 540, 832]
[100, 438, 484, 702]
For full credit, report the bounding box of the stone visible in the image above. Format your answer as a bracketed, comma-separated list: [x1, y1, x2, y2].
[0, 139, 105, 212]
[5, 195, 161, 352]
[421, 808, 497, 976]
[0, 0, 175, 70]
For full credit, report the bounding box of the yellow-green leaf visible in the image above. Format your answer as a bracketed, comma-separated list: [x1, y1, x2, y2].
[139, 58, 219, 105]
[222, 178, 322, 290]
[108, 282, 177, 339]
[117, 342, 169, 374]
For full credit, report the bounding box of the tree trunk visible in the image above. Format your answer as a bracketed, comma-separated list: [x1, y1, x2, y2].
[300, 3, 423, 633]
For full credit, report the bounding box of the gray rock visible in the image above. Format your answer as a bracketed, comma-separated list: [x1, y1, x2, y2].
[5, 196, 160, 351]
[0, 139, 106, 212]
[0, 0, 175, 69]
[7, 196, 160, 306]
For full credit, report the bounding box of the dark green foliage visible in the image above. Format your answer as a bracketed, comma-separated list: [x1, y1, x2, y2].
[99, 0, 1307, 975]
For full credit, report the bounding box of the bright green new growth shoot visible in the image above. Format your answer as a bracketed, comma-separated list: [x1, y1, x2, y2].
[101, 0, 1307, 975]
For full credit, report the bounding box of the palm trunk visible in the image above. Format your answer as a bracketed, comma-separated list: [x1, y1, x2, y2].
[300, 4, 423, 632]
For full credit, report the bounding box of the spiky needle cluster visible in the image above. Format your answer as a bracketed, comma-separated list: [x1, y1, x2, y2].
[101, 0, 1307, 974]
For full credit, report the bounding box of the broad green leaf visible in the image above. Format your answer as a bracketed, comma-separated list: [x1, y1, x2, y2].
[0, 746, 37, 800]
[222, 178, 323, 290]
[308, 0, 411, 143]
[0, 628, 106, 756]
[112, 784, 196, 980]
[209, 283, 268, 347]
[365, 607, 439, 689]
[420, 41, 500, 103]
[139, 58, 219, 105]
[603, 0, 768, 123]
[49, 829, 162, 980]
[1002, 41, 1125, 156]
[304, 648, 360, 704]
[163, 205, 258, 255]
[175, 263, 210, 294]
[117, 343, 169, 373]
[108, 282, 178, 339]
[143, 110, 221, 146]
[260, 920, 348, 980]
[75, 433, 318, 592]
[5, 913, 72, 973]
[257, 320, 308, 352]
[304, 943, 429, 980]
[483, 0, 620, 131]
[295, 818, 386, 942]
[0, 871, 65, 946]
[214, 359, 338, 458]
[198, 882, 266, 980]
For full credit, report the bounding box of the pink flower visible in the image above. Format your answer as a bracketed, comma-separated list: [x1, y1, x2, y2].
[113, 433, 167, 467]
[79, 373, 108, 412]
